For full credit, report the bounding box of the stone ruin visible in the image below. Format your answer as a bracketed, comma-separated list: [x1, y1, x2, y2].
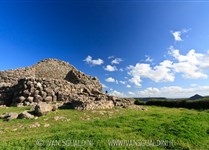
[0, 58, 133, 110]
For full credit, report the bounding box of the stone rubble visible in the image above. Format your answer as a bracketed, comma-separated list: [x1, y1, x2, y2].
[3, 112, 19, 121]
[0, 58, 140, 115]
[18, 111, 35, 119]
[34, 102, 56, 116]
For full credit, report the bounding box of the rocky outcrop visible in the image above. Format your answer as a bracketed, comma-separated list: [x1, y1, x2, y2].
[18, 111, 35, 119]
[1, 112, 19, 121]
[0, 58, 133, 110]
[11, 78, 88, 106]
[65, 94, 133, 110]
[34, 102, 56, 116]
[0, 111, 35, 121]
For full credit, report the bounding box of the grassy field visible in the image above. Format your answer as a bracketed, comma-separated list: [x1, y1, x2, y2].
[0, 106, 209, 150]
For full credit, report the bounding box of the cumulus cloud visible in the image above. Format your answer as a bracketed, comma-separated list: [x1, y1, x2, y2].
[105, 77, 115, 83]
[135, 86, 209, 98]
[129, 77, 142, 86]
[84, 56, 104, 66]
[104, 65, 117, 72]
[128, 91, 135, 95]
[127, 60, 174, 86]
[126, 85, 131, 88]
[171, 29, 190, 41]
[172, 31, 182, 41]
[169, 47, 209, 79]
[111, 90, 125, 97]
[111, 58, 123, 65]
[128, 47, 209, 86]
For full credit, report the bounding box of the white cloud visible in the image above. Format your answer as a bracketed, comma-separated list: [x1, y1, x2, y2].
[111, 90, 125, 97]
[84, 56, 104, 66]
[129, 76, 142, 87]
[128, 91, 135, 95]
[139, 87, 160, 96]
[172, 31, 182, 41]
[190, 83, 197, 87]
[171, 29, 191, 41]
[135, 86, 209, 98]
[102, 83, 108, 89]
[104, 65, 117, 72]
[127, 60, 174, 86]
[169, 47, 209, 79]
[119, 68, 124, 72]
[115, 80, 119, 84]
[145, 55, 153, 62]
[111, 58, 123, 65]
[126, 85, 131, 88]
[108, 56, 115, 59]
[127, 47, 209, 87]
[119, 81, 126, 84]
[105, 77, 115, 83]
[171, 29, 190, 41]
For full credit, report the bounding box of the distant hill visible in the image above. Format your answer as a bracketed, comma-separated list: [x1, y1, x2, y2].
[189, 94, 203, 100]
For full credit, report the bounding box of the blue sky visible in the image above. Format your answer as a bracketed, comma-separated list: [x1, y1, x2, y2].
[1, 1, 209, 98]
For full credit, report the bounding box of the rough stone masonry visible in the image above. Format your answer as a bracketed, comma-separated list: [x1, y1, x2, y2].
[0, 58, 133, 110]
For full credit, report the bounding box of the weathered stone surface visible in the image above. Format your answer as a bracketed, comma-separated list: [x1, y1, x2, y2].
[40, 91, 47, 99]
[0, 113, 8, 119]
[18, 111, 34, 119]
[23, 101, 30, 106]
[65, 94, 134, 110]
[4, 112, 18, 121]
[16, 103, 24, 107]
[18, 96, 26, 103]
[44, 88, 54, 96]
[33, 95, 43, 103]
[44, 96, 53, 103]
[52, 95, 57, 102]
[0, 58, 134, 110]
[27, 96, 34, 103]
[34, 102, 54, 116]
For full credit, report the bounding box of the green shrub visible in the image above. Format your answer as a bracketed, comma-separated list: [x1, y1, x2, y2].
[134, 100, 145, 105]
[146, 98, 209, 110]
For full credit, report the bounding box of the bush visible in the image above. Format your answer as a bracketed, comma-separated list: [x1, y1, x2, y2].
[146, 98, 209, 110]
[134, 100, 145, 105]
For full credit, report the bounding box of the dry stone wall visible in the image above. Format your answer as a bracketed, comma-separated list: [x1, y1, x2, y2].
[0, 58, 133, 110]
[0, 67, 35, 87]
[12, 78, 89, 106]
[0, 59, 102, 91]
[34, 59, 102, 92]
[0, 67, 36, 106]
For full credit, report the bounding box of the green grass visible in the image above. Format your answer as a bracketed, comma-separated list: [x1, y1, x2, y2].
[0, 106, 209, 150]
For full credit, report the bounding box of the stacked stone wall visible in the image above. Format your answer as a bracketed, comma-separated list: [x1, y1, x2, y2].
[0, 58, 133, 110]
[0, 67, 35, 87]
[0, 58, 103, 105]
[12, 78, 89, 106]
